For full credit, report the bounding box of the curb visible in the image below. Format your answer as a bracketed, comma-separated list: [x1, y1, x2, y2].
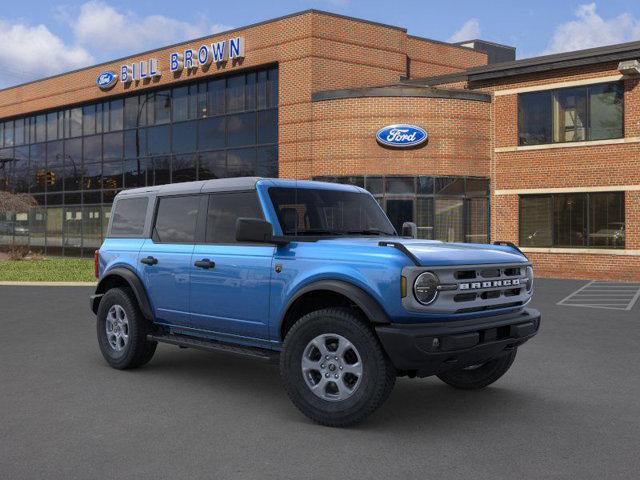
[0, 281, 97, 287]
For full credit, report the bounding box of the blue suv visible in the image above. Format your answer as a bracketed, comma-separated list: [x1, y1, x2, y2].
[91, 177, 540, 426]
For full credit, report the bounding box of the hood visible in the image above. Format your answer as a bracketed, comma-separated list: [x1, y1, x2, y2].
[315, 237, 527, 266]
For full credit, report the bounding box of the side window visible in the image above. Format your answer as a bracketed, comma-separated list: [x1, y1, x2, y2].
[205, 192, 263, 244]
[153, 195, 200, 244]
[109, 197, 148, 236]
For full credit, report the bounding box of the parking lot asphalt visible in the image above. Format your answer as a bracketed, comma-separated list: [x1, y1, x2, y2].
[1, 279, 639, 480]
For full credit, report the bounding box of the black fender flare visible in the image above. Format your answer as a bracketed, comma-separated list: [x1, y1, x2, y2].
[91, 267, 154, 320]
[281, 279, 391, 326]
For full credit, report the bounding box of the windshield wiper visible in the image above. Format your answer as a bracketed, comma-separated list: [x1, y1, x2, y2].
[346, 229, 394, 236]
[291, 228, 345, 236]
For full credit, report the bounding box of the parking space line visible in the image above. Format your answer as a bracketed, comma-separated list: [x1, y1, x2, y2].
[557, 281, 640, 311]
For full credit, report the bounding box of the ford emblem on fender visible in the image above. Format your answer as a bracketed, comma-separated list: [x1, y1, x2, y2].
[96, 71, 118, 91]
[376, 124, 428, 148]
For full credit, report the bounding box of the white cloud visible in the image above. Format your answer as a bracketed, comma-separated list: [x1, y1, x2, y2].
[448, 18, 481, 43]
[542, 3, 640, 54]
[0, 1, 234, 88]
[0, 20, 93, 88]
[71, 1, 232, 55]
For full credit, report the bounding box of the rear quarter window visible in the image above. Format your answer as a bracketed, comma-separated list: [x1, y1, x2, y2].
[109, 197, 149, 236]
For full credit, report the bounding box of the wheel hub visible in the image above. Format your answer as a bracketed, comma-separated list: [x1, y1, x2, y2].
[105, 304, 129, 352]
[301, 333, 363, 402]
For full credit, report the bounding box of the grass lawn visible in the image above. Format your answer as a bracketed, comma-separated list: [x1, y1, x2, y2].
[0, 258, 95, 282]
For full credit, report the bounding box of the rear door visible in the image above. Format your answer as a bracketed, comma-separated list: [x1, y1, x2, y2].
[189, 191, 274, 341]
[139, 194, 201, 327]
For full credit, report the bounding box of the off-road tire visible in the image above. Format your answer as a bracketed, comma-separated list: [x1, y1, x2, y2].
[280, 307, 396, 427]
[97, 287, 157, 370]
[437, 349, 517, 390]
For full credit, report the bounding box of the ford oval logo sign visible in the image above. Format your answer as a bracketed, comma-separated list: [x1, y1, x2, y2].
[376, 124, 428, 148]
[96, 71, 118, 90]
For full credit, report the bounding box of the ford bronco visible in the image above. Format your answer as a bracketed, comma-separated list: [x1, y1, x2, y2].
[90, 178, 540, 427]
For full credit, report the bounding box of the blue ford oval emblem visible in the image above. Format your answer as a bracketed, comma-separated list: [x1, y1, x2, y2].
[376, 124, 428, 148]
[96, 71, 118, 90]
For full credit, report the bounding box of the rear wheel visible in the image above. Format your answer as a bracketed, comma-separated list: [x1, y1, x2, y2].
[437, 349, 517, 390]
[280, 308, 395, 427]
[97, 287, 157, 370]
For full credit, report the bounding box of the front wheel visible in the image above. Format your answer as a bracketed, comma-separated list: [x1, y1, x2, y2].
[436, 349, 517, 390]
[280, 308, 396, 427]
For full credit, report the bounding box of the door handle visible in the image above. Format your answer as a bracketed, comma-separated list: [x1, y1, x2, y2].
[140, 256, 158, 266]
[194, 259, 215, 269]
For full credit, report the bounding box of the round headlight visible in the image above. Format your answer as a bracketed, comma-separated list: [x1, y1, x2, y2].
[525, 266, 534, 292]
[414, 272, 439, 305]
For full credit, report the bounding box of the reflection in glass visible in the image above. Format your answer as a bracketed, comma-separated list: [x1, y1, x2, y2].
[435, 199, 464, 243]
[152, 156, 171, 185]
[466, 197, 488, 243]
[172, 154, 197, 183]
[172, 121, 197, 153]
[227, 112, 256, 147]
[147, 125, 171, 155]
[198, 151, 226, 180]
[228, 148, 256, 177]
[0, 66, 278, 255]
[124, 158, 151, 188]
[199, 117, 225, 150]
[83, 205, 103, 248]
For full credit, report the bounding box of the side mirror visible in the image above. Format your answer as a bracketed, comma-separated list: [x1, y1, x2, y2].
[401, 222, 418, 238]
[236, 218, 274, 243]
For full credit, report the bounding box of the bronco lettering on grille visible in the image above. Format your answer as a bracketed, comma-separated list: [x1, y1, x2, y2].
[459, 279, 521, 290]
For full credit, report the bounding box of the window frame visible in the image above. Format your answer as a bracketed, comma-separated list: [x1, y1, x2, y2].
[517, 81, 624, 146]
[518, 192, 625, 249]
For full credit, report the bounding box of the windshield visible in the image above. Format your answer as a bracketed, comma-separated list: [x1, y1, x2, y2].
[268, 187, 396, 236]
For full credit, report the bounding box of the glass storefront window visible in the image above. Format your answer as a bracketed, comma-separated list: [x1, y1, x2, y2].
[520, 192, 624, 248]
[199, 117, 225, 150]
[435, 198, 464, 243]
[147, 125, 171, 155]
[0, 66, 278, 256]
[386, 177, 414, 194]
[466, 197, 488, 243]
[110, 100, 124, 132]
[416, 197, 434, 239]
[227, 112, 256, 147]
[519, 82, 623, 145]
[172, 121, 197, 153]
[83, 205, 103, 249]
[314, 175, 490, 244]
[198, 151, 226, 180]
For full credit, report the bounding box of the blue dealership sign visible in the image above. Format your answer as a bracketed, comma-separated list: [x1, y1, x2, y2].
[376, 124, 428, 148]
[96, 71, 118, 90]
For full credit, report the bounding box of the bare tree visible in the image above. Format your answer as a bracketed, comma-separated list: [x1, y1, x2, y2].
[0, 191, 37, 215]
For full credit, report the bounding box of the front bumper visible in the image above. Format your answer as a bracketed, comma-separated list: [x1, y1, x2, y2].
[376, 308, 541, 377]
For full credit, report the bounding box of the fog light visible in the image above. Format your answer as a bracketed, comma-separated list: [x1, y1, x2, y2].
[414, 271, 439, 305]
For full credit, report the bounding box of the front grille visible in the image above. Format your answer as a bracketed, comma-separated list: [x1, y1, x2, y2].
[403, 262, 532, 315]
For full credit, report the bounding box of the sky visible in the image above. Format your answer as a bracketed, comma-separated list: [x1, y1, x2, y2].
[2, 0, 640, 88]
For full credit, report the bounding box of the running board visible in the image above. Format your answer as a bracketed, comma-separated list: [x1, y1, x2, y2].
[147, 333, 279, 363]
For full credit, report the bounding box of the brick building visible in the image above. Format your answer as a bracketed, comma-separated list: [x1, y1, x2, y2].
[0, 10, 637, 280]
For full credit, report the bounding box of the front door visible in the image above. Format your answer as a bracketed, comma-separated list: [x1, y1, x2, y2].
[189, 191, 274, 342]
[140, 194, 200, 327]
